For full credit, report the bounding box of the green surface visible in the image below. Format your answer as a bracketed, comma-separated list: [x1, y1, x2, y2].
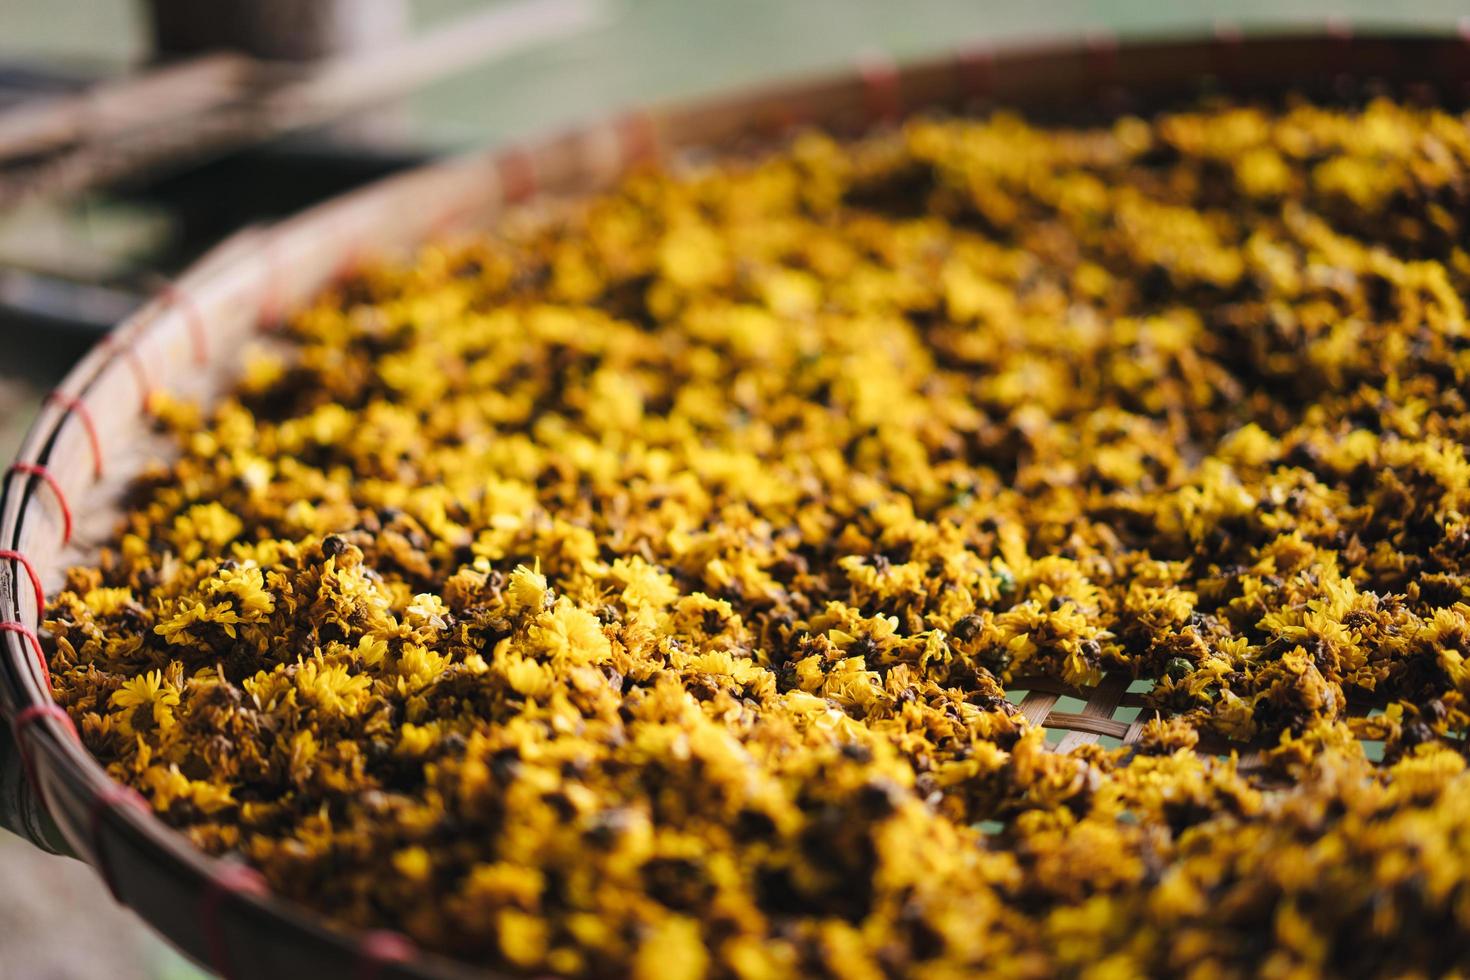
[10, 0, 1470, 147]
[413, 0, 1470, 145]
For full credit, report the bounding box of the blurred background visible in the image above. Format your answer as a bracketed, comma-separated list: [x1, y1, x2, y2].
[0, 1, 1468, 977]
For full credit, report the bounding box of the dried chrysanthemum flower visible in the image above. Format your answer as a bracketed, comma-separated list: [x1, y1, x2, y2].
[41, 95, 1470, 977]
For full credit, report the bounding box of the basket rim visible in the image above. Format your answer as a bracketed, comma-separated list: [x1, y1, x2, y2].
[4, 23, 1469, 980]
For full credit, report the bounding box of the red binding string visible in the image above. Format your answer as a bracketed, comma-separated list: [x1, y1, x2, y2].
[12, 703, 75, 740]
[120, 344, 158, 412]
[88, 782, 151, 901]
[1212, 20, 1245, 91]
[768, 103, 805, 137]
[44, 392, 103, 480]
[355, 930, 418, 980]
[99, 332, 159, 414]
[333, 212, 369, 284]
[1457, 17, 1470, 94]
[7, 463, 73, 545]
[156, 280, 208, 365]
[11, 702, 78, 794]
[0, 550, 44, 617]
[0, 622, 51, 690]
[201, 860, 270, 980]
[258, 232, 286, 330]
[1085, 29, 1120, 95]
[497, 148, 538, 204]
[955, 43, 995, 102]
[1212, 19, 1244, 44]
[857, 51, 901, 124]
[432, 197, 479, 242]
[1324, 16, 1353, 81]
[615, 110, 660, 169]
[11, 704, 78, 797]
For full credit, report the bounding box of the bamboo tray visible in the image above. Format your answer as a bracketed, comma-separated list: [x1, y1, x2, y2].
[3, 27, 1468, 980]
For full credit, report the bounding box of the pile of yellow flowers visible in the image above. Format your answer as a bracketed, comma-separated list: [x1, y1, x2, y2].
[44, 96, 1470, 976]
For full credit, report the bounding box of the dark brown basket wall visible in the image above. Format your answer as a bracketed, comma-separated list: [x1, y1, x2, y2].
[3, 28, 1469, 980]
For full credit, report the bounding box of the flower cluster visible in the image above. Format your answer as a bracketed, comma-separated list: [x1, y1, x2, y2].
[42, 95, 1470, 976]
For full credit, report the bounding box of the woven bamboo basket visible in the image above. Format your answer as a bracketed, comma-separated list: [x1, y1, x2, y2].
[3, 26, 1468, 979]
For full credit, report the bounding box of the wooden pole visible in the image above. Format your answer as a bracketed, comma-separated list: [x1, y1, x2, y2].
[144, 0, 410, 63]
[0, 55, 256, 166]
[0, 0, 610, 208]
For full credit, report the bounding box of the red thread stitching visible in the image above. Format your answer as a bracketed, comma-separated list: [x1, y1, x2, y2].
[1324, 16, 1354, 81]
[432, 199, 478, 241]
[157, 281, 208, 365]
[101, 332, 158, 414]
[497, 148, 538, 204]
[11, 703, 72, 740]
[615, 111, 660, 168]
[1085, 30, 1120, 91]
[356, 930, 418, 980]
[7, 463, 73, 545]
[88, 782, 151, 901]
[0, 622, 50, 690]
[202, 861, 270, 980]
[0, 550, 44, 616]
[955, 44, 995, 101]
[857, 51, 901, 123]
[11, 702, 78, 795]
[121, 345, 158, 413]
[333, 212, 368, 284]
[258, 233, 286, 329]
[44, 392, 103, 480]
[1457, 17, 1470, 90]
[1212, 20, 1245, 90]
[1325, 15, 1353, 41]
